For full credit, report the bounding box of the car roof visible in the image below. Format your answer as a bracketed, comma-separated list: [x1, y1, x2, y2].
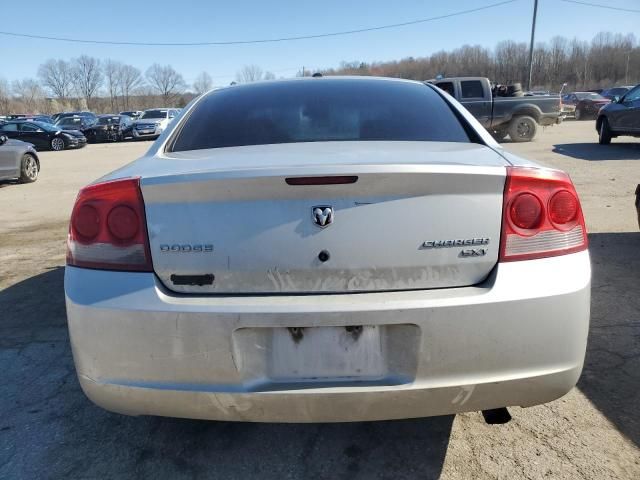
[205, 76, 426, 96]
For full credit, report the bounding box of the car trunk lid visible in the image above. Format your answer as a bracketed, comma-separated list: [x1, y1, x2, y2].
[139, 141, 508, 294]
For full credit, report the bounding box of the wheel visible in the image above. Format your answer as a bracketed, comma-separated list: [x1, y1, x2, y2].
[598, 117, 612, 145]
[18, 153, 38, 183]
[50, 136, 65, 151]
[574, 107, 582, 120]
[491, 129, 508, 142]
[508, 115, 538, 142]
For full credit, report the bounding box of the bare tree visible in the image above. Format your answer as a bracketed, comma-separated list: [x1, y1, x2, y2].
[73, 55, 103, 109]
[38, 59, 76, 99]
[145, 64, 187, 105]
[119, 64, 143, 110]
[11, 78, 45, 113]
[263, 71, 276, 80]
[192, 72, 213, 95]
[0, 78, 11, 115]
[235, 65, 264, 83]
[103, 60, 122, 112]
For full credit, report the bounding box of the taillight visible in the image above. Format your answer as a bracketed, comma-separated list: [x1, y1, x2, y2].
[499, 167, 588, 262]
[66, 177, 152, 271]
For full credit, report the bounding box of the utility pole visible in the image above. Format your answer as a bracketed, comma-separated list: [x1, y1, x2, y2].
[527, 0, 539, 91]
[625, 51, 630, 85]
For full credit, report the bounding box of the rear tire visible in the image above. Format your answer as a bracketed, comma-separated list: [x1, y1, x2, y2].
[18, 153, 38, 183]
[508, 116, 538, 142]
[598, 118, 612, 145]
[574, 107, 582, 120]
[491, 129, 508, 142]
[50, 136, 65, 151]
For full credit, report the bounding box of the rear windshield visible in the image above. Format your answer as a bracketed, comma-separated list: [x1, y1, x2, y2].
[171, 79, 471, 152]
[97, 117, 120, 125]
[56, 117, 83, 125]
[141, 110, 168, 119]
[575, 93, 606, 100]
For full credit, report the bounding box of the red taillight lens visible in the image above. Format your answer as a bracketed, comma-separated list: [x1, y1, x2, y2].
[73, 204, 100, 239]
[107, 205, 140, 241]
[499, 167, 588, 262]
[66, 177, 152, 271]
[510, 193, 543, 230]
[549, 190, 578, 225]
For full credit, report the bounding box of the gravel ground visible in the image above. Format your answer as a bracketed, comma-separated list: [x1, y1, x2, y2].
[1, 122, 638, 479]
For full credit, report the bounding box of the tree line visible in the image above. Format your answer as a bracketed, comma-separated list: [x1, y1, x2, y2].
[1, 31, 638, 116]
[319, 32, 639, 91]
[0, 57, 280, 116]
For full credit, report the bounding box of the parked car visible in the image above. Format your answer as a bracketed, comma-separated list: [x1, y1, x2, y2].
[562, 92, 610, 120]
[51, 111, 97, 124]
[596, 83, 640, 145]
[119, 110, 143, 120]
[601, 86, 634, 101]
[431, 77, 563, 142]
[26, 115, 54, 124]
[0, 120, 87, 151]
[54, 115, 96, 132]
[132, 108, 179, 140]
[0, 135, 39, 183]
[7, 115, 53, 124]
[65, 77, 590, 423]
[84, 115, 134, 143]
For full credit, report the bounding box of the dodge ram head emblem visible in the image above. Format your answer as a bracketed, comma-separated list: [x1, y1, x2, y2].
[312, 206, 334, 228]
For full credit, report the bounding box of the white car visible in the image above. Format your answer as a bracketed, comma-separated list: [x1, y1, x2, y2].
[132, 108, 179, 140]
[65, 77, 590, 423]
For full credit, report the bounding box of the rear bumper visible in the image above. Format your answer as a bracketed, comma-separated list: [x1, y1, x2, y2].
[65, 250, 591, 422]
[539, 114, 563, 126]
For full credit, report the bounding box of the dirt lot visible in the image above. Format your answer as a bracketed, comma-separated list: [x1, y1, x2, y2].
[1, 122, 639, 479]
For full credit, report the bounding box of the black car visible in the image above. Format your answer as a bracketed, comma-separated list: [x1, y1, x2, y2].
[562, 92, 610, 120]
[84, 115, 134, 143]
[7, 114, 53, 124]
[0, 120, 87, 151]
[51, 111, 97, 124]
[600, 86, 634, 102]
[54, 115, 96, 132]
[596, 84, 640, 145]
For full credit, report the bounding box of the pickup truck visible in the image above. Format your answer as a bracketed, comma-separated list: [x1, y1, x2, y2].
[430, 77, 563, 142]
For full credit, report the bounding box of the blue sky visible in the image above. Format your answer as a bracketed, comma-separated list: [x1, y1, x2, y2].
[1, 0, 638, 88]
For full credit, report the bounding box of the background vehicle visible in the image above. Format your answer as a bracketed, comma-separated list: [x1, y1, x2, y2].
[84, 115, 133, 143]
[7, 114, 53, 123]
[132, 108, 179, 140]
[601, 86, 634, 101]
[431, 77, 563, 142]
[51, 111, 97, 124]
[562, 92, 610, 120]
[0, 120, 87, 151]
[54, 115, 96, 132]
[0, 135, 39, 183]
[596, 84, 640, 145]
[65, 78, 590, 423]
[119, 111, 143, 120]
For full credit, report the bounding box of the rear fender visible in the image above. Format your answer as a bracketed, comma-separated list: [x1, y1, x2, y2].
[509, 105, 543, 123]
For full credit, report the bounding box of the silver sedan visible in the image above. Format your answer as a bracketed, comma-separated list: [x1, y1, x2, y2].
[65, 77, 590, 423]
[0, 135, 39, 183]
